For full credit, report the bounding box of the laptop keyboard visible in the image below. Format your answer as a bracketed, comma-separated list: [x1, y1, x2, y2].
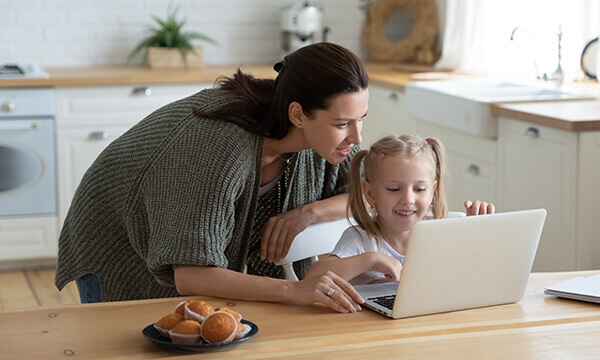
[369, 295, 396, 310]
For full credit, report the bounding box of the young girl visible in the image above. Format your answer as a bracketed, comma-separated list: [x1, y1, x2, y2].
[305, 134, 494, 286]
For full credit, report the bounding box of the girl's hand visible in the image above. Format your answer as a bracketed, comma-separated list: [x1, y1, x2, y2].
[260, 205, 313, 263]
[289, 270, 364, 313]
[464, 200, 495, 216]
[370, 253, 403, 282]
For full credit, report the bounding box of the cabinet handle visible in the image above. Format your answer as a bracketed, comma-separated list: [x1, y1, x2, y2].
[1, 101, 16, 113]
[0, 122, 39, 131]
[88, 131, 109, 140]
[388, 92, 398, 101]
[131, 86, 152, 96]
[467, 164, 480, 176]
[525, 127, 539, 138]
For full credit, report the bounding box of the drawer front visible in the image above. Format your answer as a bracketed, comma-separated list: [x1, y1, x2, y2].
[417, 120, 497, 164]
[56, 84, 211, 127]
[0, 216, 58, 261]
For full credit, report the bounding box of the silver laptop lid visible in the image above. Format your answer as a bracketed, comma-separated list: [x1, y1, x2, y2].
[391, 209, 546, 319]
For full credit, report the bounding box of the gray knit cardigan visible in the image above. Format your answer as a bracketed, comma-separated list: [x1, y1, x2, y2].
[55, 88, 357, 301]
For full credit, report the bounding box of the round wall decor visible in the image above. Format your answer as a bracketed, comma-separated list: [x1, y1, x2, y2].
[362, 0, 439, 63]
[581, 37, 598, 80]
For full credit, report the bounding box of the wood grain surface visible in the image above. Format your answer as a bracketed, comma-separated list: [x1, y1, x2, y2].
[0, 271, 599, 359]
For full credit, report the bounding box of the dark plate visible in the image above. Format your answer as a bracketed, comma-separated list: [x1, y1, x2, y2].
[142, 319, 258, 353]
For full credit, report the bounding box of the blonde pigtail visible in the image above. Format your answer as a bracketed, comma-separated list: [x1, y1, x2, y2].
[425, 137, 448, 219]
[348, 149, 387, 250]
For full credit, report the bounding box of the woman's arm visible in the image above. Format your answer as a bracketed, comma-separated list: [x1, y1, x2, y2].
[261, 193, 349, 262]
[174, 265, 364, 313]
[305, 252, 403, 282]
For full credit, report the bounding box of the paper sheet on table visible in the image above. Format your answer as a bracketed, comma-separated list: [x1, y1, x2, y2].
[544, 274, 600, 304]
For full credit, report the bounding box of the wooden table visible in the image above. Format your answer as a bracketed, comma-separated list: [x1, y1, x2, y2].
[1, 271, 599, 359]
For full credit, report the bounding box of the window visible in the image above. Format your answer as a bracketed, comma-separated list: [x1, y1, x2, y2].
[437, 0, 599, 81]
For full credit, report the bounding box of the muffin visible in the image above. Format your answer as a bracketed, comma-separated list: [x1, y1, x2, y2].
[185, 301, 215, 323]
[215, 307, 242, 322]
[169, 320, 203, 345]
[201, 311, 237, 343]
[154, 313, 184, 338]
[234, 320, 251, 340]
[175, 300, 205, 316]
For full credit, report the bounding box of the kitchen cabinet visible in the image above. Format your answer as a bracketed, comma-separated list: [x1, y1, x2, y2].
[0, 216, 57, 267]
[577, 132, 600, 270]
[363, 86, 416, 148]
[56, 84, 210, 228]
[497, 117, 600, 271]
[417, 121, 497, 213]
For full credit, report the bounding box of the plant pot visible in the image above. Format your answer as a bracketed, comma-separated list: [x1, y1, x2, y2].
[147, 46, 204, 69]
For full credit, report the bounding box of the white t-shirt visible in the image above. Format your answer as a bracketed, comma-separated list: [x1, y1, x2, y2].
[330, 227, 405, 285]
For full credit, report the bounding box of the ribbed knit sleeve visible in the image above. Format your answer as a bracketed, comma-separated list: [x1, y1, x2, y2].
[128, 117, 261, 287]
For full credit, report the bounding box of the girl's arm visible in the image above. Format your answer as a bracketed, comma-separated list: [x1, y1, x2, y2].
[464, 200, 495, 215]
[305, 252, 403, 282]
[174, 265, 364, 313]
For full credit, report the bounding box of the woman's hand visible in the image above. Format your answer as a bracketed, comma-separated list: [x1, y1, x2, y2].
[370, 253, 403, 281]
[260, 205, 314, 263]
[464, 200, 495, 216]
[290, 270, 364, 313]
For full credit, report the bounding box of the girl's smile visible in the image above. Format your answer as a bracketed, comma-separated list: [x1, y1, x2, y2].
[362, 155, 437, 248]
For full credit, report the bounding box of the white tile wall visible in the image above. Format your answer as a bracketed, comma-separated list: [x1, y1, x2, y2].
[1, 0, 375, 67]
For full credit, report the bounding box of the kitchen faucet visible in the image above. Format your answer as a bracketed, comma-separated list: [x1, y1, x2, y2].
[510, 25, 564, 85]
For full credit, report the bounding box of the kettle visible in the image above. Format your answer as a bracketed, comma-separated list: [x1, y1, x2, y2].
[280, 2, 329, 57]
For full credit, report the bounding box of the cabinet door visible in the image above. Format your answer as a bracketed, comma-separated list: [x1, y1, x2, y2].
[577, 131, 600, 269]
[0, 216, 58, 261]
[417, 121, 497, 213]
[498, 118, 577, 271]
[56, 126, 130, 226]
[364, 86, 415, 148]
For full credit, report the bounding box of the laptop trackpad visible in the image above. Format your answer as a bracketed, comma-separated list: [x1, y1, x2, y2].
[355, 282, 399, 298]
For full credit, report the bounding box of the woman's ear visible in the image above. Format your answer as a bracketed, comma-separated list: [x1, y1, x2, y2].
[362, 180, 376, 207]
[288, 101, 304, 128]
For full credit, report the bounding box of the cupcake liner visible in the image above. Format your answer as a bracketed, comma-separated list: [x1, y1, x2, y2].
[153, 324, 171, 339]
[234, 324, 252, 340]
[185, 306, 209, 323]
[169, 331, 203, 345]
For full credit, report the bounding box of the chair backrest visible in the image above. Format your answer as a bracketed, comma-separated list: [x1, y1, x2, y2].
[274, 218, 356, 281]
[275, 212, 466, 281]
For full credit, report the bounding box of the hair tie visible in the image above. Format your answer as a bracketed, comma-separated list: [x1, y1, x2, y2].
[273, 61, 284, 74]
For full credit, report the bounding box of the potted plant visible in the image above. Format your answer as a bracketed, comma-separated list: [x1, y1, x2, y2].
[128, 6, 218, 69]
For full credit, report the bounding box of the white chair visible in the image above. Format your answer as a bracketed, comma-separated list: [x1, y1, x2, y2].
[275, 212, 466, 281]
[274, 218, 356, 281]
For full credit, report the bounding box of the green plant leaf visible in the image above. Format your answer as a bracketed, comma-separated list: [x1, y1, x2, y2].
[127, 4, 219, 64]
[185, 31, 220, 46]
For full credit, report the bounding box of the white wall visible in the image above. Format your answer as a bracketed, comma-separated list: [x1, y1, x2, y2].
[1, 0, 371, 67]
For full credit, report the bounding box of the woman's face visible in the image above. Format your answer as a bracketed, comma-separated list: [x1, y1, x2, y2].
[300, 89, 368, 164]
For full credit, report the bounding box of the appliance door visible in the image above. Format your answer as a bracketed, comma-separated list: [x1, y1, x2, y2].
[0, 118, 56, 217]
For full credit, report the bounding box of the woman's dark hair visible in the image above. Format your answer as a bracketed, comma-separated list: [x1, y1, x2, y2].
[193, 42, 369, 139]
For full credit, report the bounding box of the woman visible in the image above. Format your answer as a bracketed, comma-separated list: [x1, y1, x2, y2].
[55, 42, 367, 314]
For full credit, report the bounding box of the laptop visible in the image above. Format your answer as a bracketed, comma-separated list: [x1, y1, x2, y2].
[355, 209, 547, 319]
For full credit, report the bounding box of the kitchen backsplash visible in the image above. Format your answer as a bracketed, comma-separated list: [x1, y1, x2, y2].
[0, 0, 375, 67]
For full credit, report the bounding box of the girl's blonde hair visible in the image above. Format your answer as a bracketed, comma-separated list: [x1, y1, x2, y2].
[348, 134, 448, 248]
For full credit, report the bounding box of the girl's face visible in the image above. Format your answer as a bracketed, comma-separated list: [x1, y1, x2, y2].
[363, 155, 437, 238]
[298, 89, 368, 165]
